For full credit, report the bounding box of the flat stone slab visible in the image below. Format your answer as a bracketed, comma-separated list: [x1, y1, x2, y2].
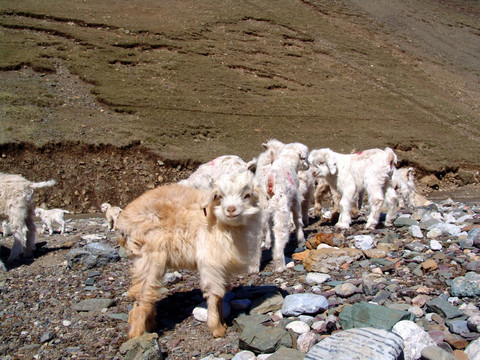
[305, 327, 404, 360]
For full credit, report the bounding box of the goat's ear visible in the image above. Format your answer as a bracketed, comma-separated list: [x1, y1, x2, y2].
[326, 153, 337, 175]
[201, 188, 219, 210]
[247, 159, 257, 173]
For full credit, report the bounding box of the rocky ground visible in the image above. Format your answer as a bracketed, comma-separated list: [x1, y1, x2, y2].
[1, 194, 480, 360]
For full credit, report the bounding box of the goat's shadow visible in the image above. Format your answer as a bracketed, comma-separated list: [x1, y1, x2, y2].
[0, 240, 73, 271]
[151, 284, 287, 337]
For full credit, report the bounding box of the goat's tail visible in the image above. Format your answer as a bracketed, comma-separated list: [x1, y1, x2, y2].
[31, 179, 57, 189]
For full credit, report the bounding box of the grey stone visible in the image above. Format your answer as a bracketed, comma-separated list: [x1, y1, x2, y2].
[468, 227, 480, 248]
[450, 272, 480, 297]
[338, 302, 413, 330]
[420, 345, 456, 360]
[427, 223, 462, 237]
[66, 242, 119, 270]
[426, 297, 464, 319]
[40, 331, 55, 343]
[420, 218, 442, 230]
[305, 327, 404, 360]
[394, 216, 419, 228]
[234, 314, 271, 331]
[250, 291, 284, 315]
[409, 225, 424, 238]
[465, 337, 480, 360]
[73, 298, 115, 312]
[266, 347, 304, 360]
[119, 333, 162, 360]
[281, 293, 329, 317]
[238, 322, 292, 355]
[108, 313, 129, 322]
[447, 319, 470, 335]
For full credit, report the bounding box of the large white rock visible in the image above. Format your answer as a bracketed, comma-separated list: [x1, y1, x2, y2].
[465, 337, 480, 360]
[392, 320, 436, 360]
[353, 235, 375, 250]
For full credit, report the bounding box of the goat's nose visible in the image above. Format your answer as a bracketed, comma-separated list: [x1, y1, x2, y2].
[227, 205, 236, 214]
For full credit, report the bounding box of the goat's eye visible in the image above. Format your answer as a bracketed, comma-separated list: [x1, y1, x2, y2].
[243, 193, 251, 200]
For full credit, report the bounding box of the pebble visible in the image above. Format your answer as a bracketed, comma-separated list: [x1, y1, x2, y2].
[305, 272, 331, 285]
[285, 320, 310, 334]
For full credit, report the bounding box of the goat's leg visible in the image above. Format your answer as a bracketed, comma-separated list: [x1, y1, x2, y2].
[365, 188, 385, 230]
[383, 186, 398, 227]
[336, 189, 355, 229]
[7, 210, 28, 263]
[128, 251, 166, 338]
[272, 208, 290, 272]
[291, 195, 305, 248]
[206, 294, 227, 338]
[25, 213, 36, 257]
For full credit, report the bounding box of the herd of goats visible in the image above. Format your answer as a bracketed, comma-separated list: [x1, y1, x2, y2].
[0, 139, 425, 339]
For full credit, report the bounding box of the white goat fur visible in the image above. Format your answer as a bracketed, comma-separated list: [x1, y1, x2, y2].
[178, 155, 251, 190]
[392, 167, 415, 208]
[308, 148, 398, 230]
[259, 142, 309, 272]
[116, 171, 263, 339]
[0, 173, 56, 264]
[254, 139, 313, 225]
[101, 202, 123, 230]
[35, 208, 70, 235]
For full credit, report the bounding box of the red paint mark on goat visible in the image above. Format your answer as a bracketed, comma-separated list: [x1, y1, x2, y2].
[355, 151, 363, 155]
[267, 174, 275, 196]
[286, 171, 295, 186]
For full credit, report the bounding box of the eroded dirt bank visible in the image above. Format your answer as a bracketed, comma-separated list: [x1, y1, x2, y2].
[0, 141, 479, 215]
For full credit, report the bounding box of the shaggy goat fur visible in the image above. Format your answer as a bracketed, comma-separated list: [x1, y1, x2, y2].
[258, 142, 309, 272]
[100, 202, 123, 231]
[35, 207, 70, 235]
[178, 155, 252, 190]
[116, 171, 263, 339]
[308, 148, 398, 230]
[0, 173, 56, 265]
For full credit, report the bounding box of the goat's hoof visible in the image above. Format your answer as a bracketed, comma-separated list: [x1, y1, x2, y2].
[335, 222, 349, 230]
[212, 324, 227, 338]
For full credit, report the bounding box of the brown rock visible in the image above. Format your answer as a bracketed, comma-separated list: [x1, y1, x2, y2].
[307, 232, 342, 249]
[363, 249, 387, 259]
[303, 248, 364, 272]
[292, 250, 310, 261]
[444, 332, 469, 349]
[452, 350, 469, 360]
[422, 259, 438, 272]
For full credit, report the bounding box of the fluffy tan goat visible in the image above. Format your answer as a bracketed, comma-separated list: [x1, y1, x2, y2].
[116, 171, 263, 339]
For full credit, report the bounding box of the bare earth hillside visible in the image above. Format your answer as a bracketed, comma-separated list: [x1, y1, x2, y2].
[0, 0, 480, 359]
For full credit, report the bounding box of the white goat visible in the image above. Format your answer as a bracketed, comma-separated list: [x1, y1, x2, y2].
[259, 142, 309, 272]
[308, 148, 398, 230]
[392, 167, 415, 208]
[178, 155, 253, 190]
[100, 202, 123, 231]
[35, 208, 70, 235]
[116, 170, 263, 339]
[0, 173, 56, 264]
